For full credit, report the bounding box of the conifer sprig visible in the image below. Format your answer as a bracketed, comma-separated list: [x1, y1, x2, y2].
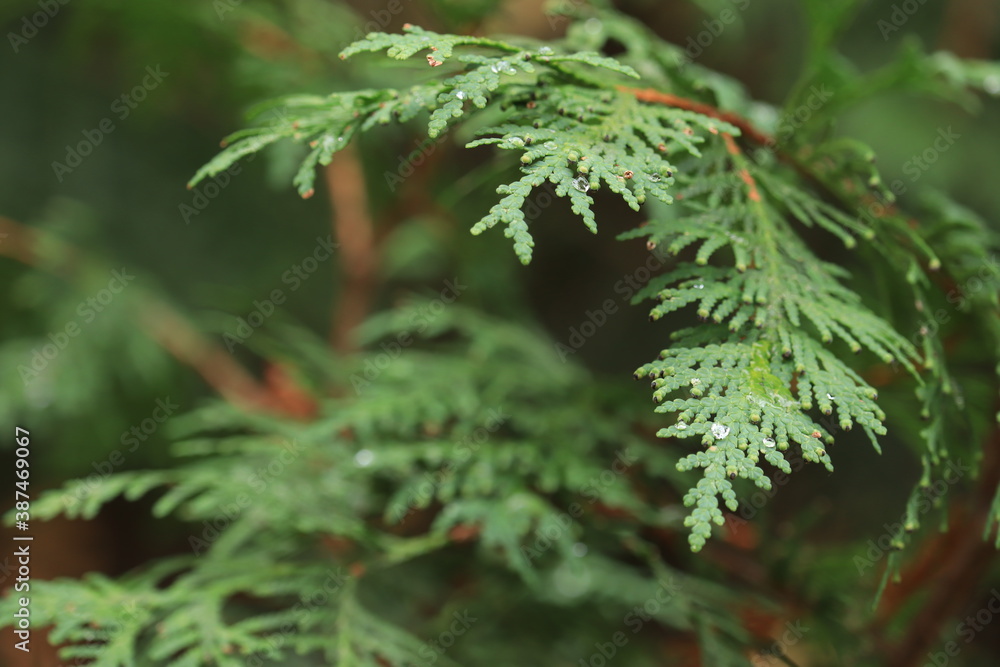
[188, 24, 740, 264]
[187, 20, 933, 550]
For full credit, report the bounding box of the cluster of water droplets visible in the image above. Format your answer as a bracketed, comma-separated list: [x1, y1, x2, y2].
[490, 60, 516, 75]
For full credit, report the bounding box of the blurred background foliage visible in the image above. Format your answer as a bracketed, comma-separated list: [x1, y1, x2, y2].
[1, 0, 999, 664]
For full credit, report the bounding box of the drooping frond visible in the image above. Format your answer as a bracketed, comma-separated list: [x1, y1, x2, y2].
[623, 135, 920, 549]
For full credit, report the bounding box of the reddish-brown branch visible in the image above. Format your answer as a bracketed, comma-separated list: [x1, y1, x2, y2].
[937, 0, 999, 58]
[325, 145, 378, 354]
[621, 85, 774, 146]
[135, 301, 281, 411]
[622, 86, 890, 225]
[722, 133, 762, 202]
[0, 217, 43, 266]
[0, 216, 298, 416]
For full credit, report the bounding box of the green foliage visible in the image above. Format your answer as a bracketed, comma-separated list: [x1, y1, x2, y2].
[191, 16, 966, 552]
[5, 304, 754, 664]
[5, 1, 1000, 665]
[188, 23, 742, 265]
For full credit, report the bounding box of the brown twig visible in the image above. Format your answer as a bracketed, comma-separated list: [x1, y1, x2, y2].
[0, 216, 298, 415]
[134, 300, 285, 412]
[622, 85, 901, 222]
[621, 85, 774, 146]
[722, 133, 762, 202]
[937, 0, 999, 58]
[325, 145, 378, 353]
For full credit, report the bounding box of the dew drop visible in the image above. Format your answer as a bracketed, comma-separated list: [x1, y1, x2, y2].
[762, 438, 775, 448]
[491, 60, 514, 74]
[676, 421, 688, 430]
[354, 449, 375, 467]
[693, 284, 705, 289]
[826, 393, 836, 401]
[648, 173, 661, 182]
[711, 423, 730, 439]
[544, 141, 558, 150]
[690, 378, 701, 386]
[509, 136, 525, 148]
[539, 46, 554, 55]
[455, 90, 466, 100]
[573, 176, 591, 192]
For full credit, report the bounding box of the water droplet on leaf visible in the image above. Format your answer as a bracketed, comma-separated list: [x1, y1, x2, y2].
[711, 423, 730, 439]
[491, 60, 514, 74]
[762, 438, 775, 448]
[573, 176, 590, 192]
[354, 449, 374, 467]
